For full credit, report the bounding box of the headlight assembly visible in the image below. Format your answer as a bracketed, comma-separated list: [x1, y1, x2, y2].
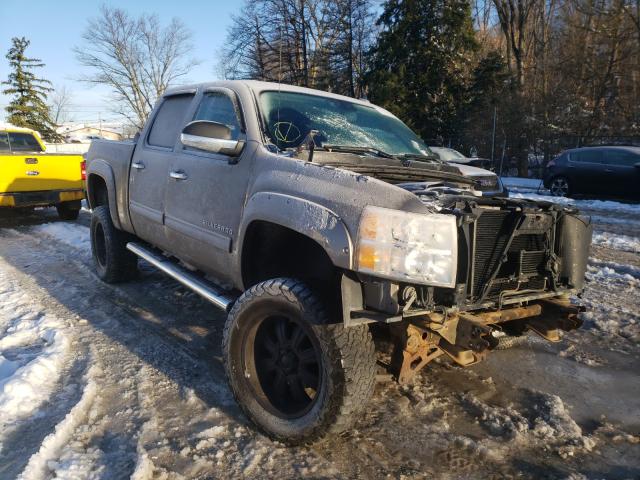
[356, 206, 458, 288]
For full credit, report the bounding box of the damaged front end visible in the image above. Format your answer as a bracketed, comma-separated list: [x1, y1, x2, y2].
[344, 184, 592, 383]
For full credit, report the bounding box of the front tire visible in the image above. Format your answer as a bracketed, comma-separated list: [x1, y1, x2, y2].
[56, 201, 81, 220]
[549, 176, 571, 197]
[90, 205, 137, 283]
[223, 278, 376, 444]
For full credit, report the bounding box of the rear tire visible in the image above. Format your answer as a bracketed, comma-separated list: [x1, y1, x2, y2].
[56, 201, 81, 221]
[549, 176, 571, 197]
[223, 278, 376, 445]
[90, 205, 137, 283]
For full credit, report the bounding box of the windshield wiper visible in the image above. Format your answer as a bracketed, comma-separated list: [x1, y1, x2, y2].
[396, 153, 443, 163]
[321, 144, 395, 159]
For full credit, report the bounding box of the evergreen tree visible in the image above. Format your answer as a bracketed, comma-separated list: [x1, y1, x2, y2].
[365, 0, 477, 141]
[2, 37, 60, 141]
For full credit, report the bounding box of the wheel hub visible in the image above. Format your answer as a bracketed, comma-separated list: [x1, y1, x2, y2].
[251, 316, 321, 417]
[277, 350, 299, 373]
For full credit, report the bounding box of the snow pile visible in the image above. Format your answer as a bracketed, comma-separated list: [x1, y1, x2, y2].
[582, 263, 640, 340]
[18, 366, 101, 480]
[0, 269, 72, 445]
[591, 231, 640, 253]
[30, 222, 91, 253]
[461, 392, 596, 459]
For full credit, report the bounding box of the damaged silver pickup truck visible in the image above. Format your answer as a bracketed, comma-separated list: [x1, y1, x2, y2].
[85, 81, 592, 444]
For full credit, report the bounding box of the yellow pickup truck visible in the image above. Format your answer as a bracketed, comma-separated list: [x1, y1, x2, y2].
[0, 126, 85, 220]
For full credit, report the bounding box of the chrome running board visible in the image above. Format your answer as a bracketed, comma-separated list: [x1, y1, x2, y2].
[126, 242, 234, 312]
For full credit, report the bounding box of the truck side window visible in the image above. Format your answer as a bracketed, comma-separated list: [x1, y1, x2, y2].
[147, 94, 194, 148]
[7, 132, 43, 152]
[0, 132, 9, 152]
[192, 92, 241, 140]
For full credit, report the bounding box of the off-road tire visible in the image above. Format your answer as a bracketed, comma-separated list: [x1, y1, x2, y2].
[56, 201, 81, 221]
[223, 278, 377, 445]
[90, 205, 137, 283]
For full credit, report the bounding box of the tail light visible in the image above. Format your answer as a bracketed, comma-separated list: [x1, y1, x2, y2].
[81, 160, 87, 181]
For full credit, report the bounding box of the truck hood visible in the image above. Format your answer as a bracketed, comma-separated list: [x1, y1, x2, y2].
[309, 151, 474, 186]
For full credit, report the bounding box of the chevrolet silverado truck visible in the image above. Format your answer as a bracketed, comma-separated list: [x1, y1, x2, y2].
[85, 81, 591, 444]
[0, 125, 85, 219]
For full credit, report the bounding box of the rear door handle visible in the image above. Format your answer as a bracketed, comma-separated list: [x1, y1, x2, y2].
[169, 170, 188, 180]
[604, 169, 613, 173]
[132, 162, 145, 170]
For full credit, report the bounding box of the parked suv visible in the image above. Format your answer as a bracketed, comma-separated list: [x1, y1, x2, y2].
[544, 146, 640, 198]
[85, 81, 591, 444]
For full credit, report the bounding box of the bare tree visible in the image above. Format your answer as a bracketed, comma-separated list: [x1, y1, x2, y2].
[493, 0, 536, 88]
[48, 84, 73, 125]
[74, 6, 198, 128]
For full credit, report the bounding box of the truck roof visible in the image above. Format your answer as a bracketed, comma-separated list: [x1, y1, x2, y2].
[0, 123, 40, 135]
[163, 80, 375, 108]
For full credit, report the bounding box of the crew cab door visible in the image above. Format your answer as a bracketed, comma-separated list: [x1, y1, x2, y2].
[164, 88, 253, 284]
[128, 92, 194, 250]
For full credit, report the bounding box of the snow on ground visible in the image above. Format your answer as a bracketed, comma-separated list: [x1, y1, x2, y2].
[0, 266, 73, 449]
[29, 222, 91, 253]
[591, 231, 640, 253]
[509, 191, 640, 215]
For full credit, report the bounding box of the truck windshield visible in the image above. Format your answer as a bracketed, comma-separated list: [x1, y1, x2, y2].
[259, 91, 432, 157]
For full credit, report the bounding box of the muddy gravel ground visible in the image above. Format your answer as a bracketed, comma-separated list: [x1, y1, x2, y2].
[0, 201, 638, 480]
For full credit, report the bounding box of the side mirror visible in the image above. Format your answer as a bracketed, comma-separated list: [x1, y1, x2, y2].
[180, 120, 245, 158]
[635, 162, 640, 169]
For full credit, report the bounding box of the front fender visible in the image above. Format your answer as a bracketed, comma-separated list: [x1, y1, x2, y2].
[238, 192, 354, 271]
[86, 159, 121, 229]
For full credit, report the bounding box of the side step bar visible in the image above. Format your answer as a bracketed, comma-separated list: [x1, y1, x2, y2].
[126, 242, 235, 312]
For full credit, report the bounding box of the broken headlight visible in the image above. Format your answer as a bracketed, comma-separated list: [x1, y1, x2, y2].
[356, 206, 458, 288]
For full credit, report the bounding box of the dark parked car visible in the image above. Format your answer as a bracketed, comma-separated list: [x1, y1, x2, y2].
[544, 146, 640, 198]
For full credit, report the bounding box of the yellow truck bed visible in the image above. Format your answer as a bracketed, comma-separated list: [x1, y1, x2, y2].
[0, 127, 85, 217]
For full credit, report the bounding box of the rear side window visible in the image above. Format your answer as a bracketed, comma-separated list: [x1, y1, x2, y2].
[0, 132, 9, 152]
[570, 150, 602, 164]
[605, 150, 639, 167]
[147, 94, 194, 148]
[7, 132, 43, 152]
[192, 92, 241, 140]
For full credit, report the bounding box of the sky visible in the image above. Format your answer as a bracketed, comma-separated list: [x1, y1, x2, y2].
[0, 0, 240, 123]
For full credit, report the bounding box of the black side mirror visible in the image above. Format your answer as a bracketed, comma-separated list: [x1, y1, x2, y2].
[634, 162, 640, 169]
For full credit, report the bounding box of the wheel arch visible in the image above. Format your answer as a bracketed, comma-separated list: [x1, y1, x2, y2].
[86, 160, 121, 229]
[237, 193, 353, 283]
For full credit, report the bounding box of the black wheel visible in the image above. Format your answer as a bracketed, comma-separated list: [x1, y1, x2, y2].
[56, 201, 81, 221]
[90, 205, 137, 283]
[223, 278, 376, 444]
[549, 176, 571, 197]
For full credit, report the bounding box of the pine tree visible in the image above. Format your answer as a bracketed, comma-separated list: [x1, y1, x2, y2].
[365, 0, 477, 141]
[2, 37, 60, 141]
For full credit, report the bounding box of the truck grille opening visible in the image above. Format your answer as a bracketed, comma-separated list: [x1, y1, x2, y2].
[471, 210, 551, 300]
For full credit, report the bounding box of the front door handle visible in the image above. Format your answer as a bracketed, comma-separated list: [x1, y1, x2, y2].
[169, 170, 188, 180]
[132, 162, 145, 170]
